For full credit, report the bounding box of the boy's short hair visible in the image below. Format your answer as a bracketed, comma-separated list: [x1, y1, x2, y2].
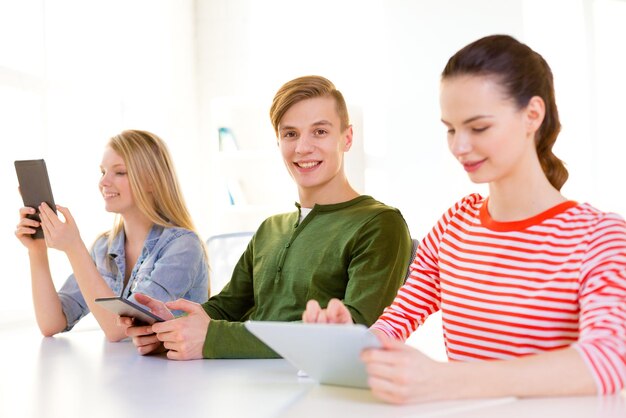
[269, 75, 350, 136]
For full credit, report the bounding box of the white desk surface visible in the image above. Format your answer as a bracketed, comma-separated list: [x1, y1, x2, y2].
[1, 322, 624, 418]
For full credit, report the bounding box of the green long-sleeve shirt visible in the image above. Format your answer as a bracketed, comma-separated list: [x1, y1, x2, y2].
[202, 195, 412, 358]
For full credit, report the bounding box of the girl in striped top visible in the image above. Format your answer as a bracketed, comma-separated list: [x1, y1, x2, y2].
[303, 34, 626, 403]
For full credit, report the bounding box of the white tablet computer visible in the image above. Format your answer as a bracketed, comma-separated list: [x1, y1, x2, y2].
[244, 321, 381, 389]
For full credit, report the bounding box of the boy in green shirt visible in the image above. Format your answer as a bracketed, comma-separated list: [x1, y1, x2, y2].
[122, 75, 412, 359]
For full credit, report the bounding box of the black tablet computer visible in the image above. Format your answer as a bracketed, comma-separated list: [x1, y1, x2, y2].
[95, 296, 165, 325]
[14, 159, 56, 239]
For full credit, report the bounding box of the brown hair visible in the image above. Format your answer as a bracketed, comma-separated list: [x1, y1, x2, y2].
[269, 75, 350, 136]
[442, 35, 568, 190]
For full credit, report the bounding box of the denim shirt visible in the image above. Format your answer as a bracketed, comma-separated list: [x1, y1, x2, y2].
[58, 224, 209, 331]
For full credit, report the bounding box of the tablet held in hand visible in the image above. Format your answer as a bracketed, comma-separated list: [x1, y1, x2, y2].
[95, 296, 165, 325]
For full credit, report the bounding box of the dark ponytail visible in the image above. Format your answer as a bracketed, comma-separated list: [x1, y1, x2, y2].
[442, 35, 568, 190]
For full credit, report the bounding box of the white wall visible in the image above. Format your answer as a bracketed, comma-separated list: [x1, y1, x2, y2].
[1, 0, 199, 319]
[196, 0, 626, 238]
[195, 0, 522, 239]
[2, 0, 625, 330]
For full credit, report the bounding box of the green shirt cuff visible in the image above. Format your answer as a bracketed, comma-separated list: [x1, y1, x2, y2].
[202, 320, 280, 359]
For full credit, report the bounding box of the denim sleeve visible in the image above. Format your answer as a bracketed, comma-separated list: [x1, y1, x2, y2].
[57, 239, 105, 331]
[128, 231, 209, 310]
[57, 273, 89, 331]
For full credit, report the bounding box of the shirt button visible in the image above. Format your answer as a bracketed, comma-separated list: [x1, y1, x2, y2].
[277, 266, 282, 272]
[285, 243, 290, 248]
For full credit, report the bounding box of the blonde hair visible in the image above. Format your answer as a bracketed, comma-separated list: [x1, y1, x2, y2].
[269, 75, 350, 137]
[105, 130, 200, 242]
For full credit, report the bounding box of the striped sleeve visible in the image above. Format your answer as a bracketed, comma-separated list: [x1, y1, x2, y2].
[573, 213, 626, 394]
[372, 194, 482, 340]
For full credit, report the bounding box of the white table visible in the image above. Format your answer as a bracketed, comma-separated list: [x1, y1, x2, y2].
[1, 323, 624, 418]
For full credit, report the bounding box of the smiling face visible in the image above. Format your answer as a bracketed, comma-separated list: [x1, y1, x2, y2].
[99, 146, 136, 215]
[277, 96, 353, 201]
[440, 75, 539, 186]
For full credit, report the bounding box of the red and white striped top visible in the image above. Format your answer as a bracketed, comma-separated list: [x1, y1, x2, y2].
[372, 194, 626, 394]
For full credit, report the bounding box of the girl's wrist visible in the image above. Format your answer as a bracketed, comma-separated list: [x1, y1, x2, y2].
[27, 241, 48, 256]
[64, 239, 87, 259]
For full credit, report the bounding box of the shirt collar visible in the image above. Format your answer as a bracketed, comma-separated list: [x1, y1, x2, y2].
[294, 195, 371, 213]
[107, 223, 164, 258]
